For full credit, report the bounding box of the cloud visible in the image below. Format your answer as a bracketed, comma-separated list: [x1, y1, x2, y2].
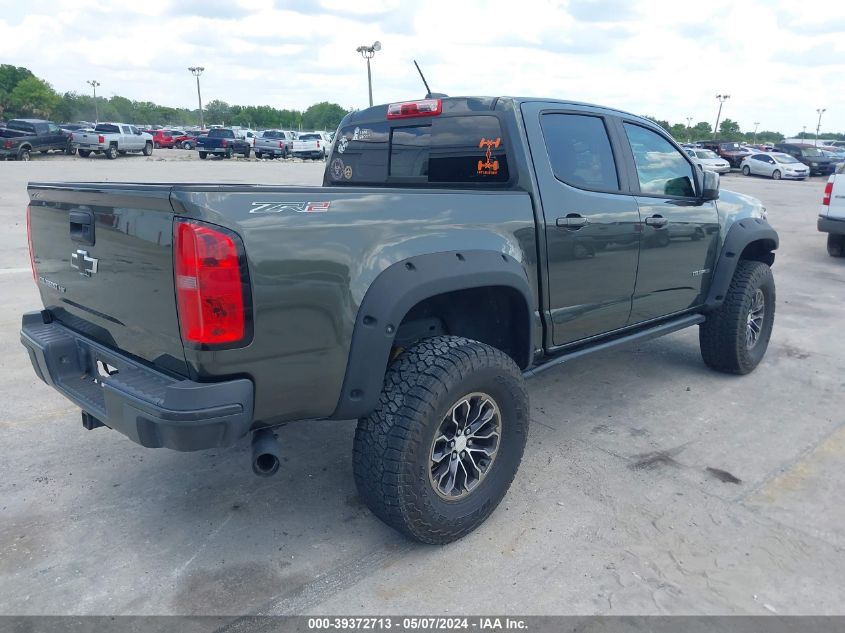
[0, 0, 843, 133]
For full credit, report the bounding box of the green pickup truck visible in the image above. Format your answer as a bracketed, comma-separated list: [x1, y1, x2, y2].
[21, 96, 778, 543]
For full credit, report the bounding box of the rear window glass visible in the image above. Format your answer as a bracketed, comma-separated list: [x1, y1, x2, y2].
[95, 124, 119, 133]
[208, 129, 233, 138]
[299, 133, 321, 141]
[329, 115, 509, 185]
[262, 131, 283, 138]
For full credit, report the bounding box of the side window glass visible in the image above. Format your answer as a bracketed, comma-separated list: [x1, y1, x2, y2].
[48, 124, 60, 134]
[623, 123, 696, 197]
[540, 113, 619, 191]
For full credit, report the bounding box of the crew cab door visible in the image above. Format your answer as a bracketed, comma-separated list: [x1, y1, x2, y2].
[46, 122, 64, 150]
[119, 125, 134, 150]
[617, 121, 719, 323]
[522, 103, 641, 345]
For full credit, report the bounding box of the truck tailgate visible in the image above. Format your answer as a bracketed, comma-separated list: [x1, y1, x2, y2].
[28, 183, 188, 375]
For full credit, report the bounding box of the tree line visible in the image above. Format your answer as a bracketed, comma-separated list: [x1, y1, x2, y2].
[2, 65, 842, 140]
[0, 65, 349, 130]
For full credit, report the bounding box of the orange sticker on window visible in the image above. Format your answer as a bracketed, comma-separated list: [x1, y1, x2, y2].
[477, 137, 501, 175]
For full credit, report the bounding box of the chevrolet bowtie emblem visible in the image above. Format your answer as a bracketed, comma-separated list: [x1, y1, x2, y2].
[71, 249, 98, 277]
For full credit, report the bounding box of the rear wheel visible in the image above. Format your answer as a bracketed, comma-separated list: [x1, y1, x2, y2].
[699, 260, 775, 374]
[78, 149, 91, 158]
[772, 170, 781, 180]
[353, 335, 529, 544]
[741, 165, 751, 176]
[242, 148, 251, 158]
[65, 143, 76, 156]
[104, 145, 118, 159]
[255, 151, 262, 159]
[17, 148, 31, 161]
[198, 152, 207, 160]
[225, 148, 233, 159]
[827, 234, 845, 257]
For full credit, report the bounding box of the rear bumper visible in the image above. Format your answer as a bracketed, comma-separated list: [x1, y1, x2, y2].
[818, 216, 845, 235]
[20, 311, 254, 451]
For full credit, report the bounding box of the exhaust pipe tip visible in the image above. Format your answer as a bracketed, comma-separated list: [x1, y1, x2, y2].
[251, 428, 281, 477]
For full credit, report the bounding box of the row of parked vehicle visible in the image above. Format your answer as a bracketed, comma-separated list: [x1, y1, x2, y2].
[679, 139, 845, 180]
[0, 118, 335, 161]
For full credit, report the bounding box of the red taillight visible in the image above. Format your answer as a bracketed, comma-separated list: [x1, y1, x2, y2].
[3, 140, 13, 149]
[98, 135, 105, 144]
[823, 181, 833, 206]
[26, 205, 36, 283]
[221, 139, 228, 147]
[316, 140, 320, 148]
[174, 220, 248, 346]
[386, 98, 442, 119]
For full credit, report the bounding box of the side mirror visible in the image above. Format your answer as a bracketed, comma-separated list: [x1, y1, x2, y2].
[701, 169, 720, 201]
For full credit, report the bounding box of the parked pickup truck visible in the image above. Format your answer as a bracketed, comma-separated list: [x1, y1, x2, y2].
[254, 130, 296, 159]
[196, 128, 251, 159]
[21, 96, 779, 544]
[72, 123, 154, 159]
[291, 131, 330, 159]
[0, 119, 74, 161]
[819, 163, 845, 257]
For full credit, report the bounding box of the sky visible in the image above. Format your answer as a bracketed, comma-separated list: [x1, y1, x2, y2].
[1, 0, 844, 134]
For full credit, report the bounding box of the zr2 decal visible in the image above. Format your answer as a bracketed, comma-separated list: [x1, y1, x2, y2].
[249, 201, 330, 214]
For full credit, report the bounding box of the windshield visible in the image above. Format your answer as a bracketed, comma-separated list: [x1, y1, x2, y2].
[773, 154, 799, 164]
[720, 142, 741, 150]
[94, 124, 119, 133]
[801, 147, 823, 157]
[696, 150, 719, 159]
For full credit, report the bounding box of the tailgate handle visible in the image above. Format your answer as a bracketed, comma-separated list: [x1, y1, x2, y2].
[69, 210, 95, 245]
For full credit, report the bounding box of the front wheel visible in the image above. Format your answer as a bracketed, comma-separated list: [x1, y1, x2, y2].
[699, 260, 775, 375]
[353, 336, 529, 544]
[828, 234, 845, 257]
[142, 142, 153, 156]
[741, 165, 751, 176]
[772, 169, 781, 180]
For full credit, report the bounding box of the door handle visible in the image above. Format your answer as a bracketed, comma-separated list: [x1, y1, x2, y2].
[556, 215, 588, 229]
[645, 215, 668, 227]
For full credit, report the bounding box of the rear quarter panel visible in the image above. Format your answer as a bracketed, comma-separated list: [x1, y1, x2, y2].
[170, 186, 539, 425]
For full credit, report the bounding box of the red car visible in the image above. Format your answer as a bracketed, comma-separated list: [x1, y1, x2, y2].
[168, 130, 205, 150]
[150, 130, 176, 149]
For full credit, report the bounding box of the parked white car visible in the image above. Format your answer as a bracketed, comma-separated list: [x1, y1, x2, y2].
[72, 123, 153, 159]
[819, 164, 845, 256]
[292, 131, 331, 159]
[741, 152, 809, 180]
[684, 148, 731, 174]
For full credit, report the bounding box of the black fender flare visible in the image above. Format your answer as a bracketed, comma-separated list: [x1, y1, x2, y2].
[331, 250, 534, 420]
[704, 218, 779, 311]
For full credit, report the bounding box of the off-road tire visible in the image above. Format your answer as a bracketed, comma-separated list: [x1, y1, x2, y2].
[699, 260, 775, 374]
[142, 142, 153, 156]
[827, 234, 845, 257]
[353, 335, 529, 544]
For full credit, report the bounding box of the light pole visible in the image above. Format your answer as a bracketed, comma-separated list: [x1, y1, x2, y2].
[188, 67, 205, 129]
[686, 116, 692, 142]
[356, 41, 381, 107]
[753, 121, 760, 145]
[802, 125, 807, 141]
[713, 94, 730, 140]
[87, 80, 100, 123]
[815, 108, 826, 147]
